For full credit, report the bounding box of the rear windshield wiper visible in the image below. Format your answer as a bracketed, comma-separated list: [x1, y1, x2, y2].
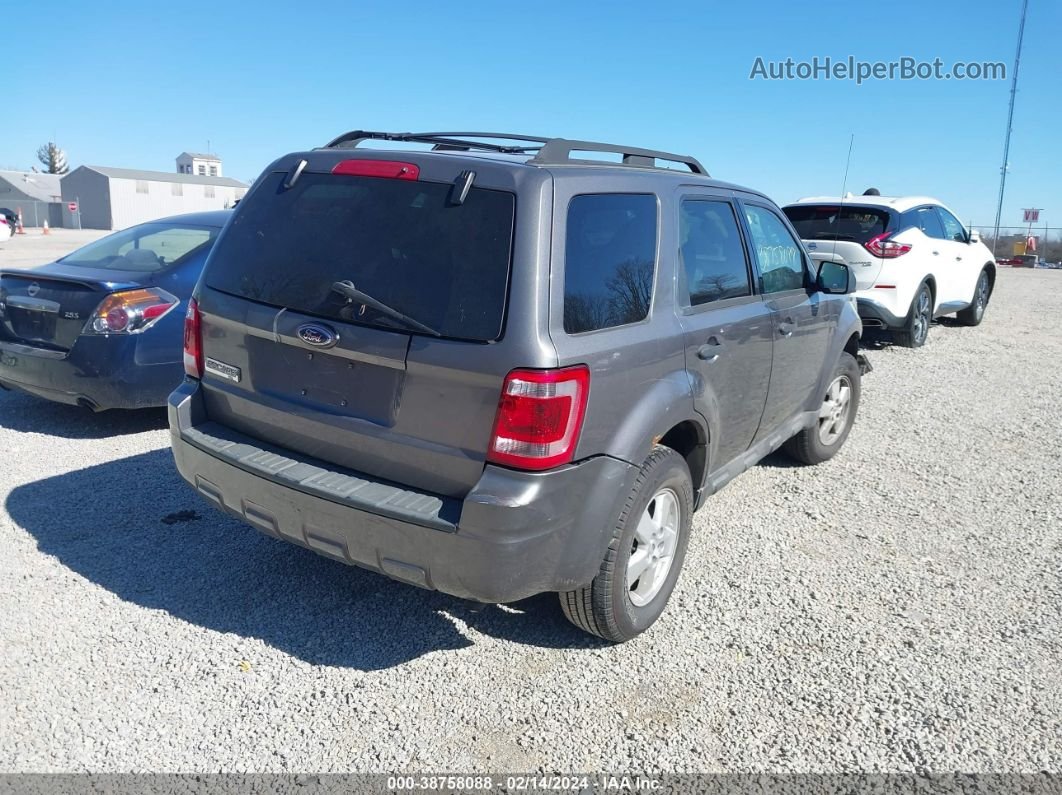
[329, 281, 441, 337]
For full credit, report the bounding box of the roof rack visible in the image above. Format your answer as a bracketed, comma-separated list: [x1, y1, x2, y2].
[322, 130, 708, 175]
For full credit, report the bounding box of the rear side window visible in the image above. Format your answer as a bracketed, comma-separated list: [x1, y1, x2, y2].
[680, 199, 751, 305]
[205, 172, 515, 342]
[904, 207, 946, 239]
[564, 194, 657, 334]
[784, 204, 890, 245]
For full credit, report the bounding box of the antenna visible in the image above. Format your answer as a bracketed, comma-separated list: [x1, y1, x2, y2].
[830, 134, 856, 265]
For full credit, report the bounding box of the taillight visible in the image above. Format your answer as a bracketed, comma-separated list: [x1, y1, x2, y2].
[85, 288, 178, 335]
[865, 232, 912, 259]
[331, 159, 420, 180]
[487, 366, 590, 471]
[183, 298, 203, 378]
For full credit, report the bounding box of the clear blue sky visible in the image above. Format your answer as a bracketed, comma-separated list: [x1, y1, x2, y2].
[3, 0, 1059, 232]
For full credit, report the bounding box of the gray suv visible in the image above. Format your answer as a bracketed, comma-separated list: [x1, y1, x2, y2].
[169, 131, 867, 642]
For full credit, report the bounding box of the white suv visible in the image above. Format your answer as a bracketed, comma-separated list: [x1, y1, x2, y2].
[783, 192, 996, 347]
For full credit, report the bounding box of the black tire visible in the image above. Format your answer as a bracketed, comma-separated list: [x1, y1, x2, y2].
[956, 269, 991, 326]
[782, 352, 861, 465]
[559, 445, 693, 643]
[894, 282, 932, 348]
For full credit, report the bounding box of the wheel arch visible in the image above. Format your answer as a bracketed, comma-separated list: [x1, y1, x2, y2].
[591, 369, 709, 489]
[658, 420, 708, 502]
[923, 274, 937, 308]
[984, 261, 997, 294]
[843, 331, 860, 359]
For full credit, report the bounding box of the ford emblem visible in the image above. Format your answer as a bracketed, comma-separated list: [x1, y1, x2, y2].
[27, 282, 40, 297]
[296, 322, 338, 348]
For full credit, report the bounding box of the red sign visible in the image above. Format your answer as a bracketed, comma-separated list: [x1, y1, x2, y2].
[68, 202, 78, 212]
[1023, 208, 1040, 223]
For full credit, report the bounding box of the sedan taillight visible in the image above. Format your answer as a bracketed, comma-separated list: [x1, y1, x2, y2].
[84, 288, 179, 335]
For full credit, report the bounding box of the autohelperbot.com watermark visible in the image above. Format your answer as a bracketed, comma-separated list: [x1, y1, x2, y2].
[750, 55, 1006, 84]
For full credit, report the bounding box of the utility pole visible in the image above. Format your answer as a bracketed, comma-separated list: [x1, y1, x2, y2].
[992, 0, 1030, 256]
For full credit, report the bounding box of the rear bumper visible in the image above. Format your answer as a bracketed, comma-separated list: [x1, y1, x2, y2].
[855, 297, 908, 330]
[0, 336, 181, 410]
[168, 380, 638, 603]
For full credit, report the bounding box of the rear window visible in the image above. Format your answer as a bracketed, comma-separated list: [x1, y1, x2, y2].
[60, 222, 219, 272]
[205, 172, 515, 342]
[783, 204, 890, 244]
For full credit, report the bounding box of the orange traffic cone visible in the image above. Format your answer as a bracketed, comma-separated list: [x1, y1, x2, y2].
[15, 209, 25, 234]
[42, 220, 49, 235]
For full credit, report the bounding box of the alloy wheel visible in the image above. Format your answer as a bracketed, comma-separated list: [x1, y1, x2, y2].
[974, 273, 989, 320]
[913, 288, 931, 344]
[626, 488, 681, 607]
[817, 374, 853, 446]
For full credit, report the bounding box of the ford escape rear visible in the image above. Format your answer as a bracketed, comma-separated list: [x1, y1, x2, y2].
[169, 130, 866, 642]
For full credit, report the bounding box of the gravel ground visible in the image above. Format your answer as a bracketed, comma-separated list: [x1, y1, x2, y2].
[1, 268, 1059, 774]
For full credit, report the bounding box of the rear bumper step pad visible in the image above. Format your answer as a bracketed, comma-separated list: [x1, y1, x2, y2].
[182, 422, 458, 532]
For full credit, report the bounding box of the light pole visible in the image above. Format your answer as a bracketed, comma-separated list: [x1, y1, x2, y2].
[992, 0, 1030, 256]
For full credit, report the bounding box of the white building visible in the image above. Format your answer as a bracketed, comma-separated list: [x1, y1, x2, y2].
[176, 152, 223, 177]
[60, 166, 248, 230]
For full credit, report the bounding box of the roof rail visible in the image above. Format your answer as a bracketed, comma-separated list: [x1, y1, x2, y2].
[321, 130, 709, 175]
[324, 130, 548, 154]
[529, 138, 707, 175]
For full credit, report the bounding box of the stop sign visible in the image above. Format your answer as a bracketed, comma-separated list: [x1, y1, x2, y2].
[68, 202, 78, 212]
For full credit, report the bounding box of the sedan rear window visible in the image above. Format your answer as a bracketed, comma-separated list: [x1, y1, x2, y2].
[205, 172, 516, 342]
[60, 223, 219, 272]
[783, 204, 890, 244]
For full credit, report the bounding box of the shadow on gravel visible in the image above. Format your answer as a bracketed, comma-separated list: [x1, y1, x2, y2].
[0, 389, 167, 439]
[6, 449, 600, 670]
[756, 451, 802, 469]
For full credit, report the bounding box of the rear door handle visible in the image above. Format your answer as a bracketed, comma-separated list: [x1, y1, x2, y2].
[777, 320, 794, 338]
[697, 336, 722, 362]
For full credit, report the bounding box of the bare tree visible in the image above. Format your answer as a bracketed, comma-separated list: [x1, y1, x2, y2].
[564, 293, 611, 334]
[606, 258, 654, 324]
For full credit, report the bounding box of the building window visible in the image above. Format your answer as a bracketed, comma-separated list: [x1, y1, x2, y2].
[136, 180, 149, 194]
[209, 165, 218, 176]
[204, 185, 215, 199]
[172, 182, 183, 197]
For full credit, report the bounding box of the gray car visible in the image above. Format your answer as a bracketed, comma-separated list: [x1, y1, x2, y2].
[168, 131, 867, 642]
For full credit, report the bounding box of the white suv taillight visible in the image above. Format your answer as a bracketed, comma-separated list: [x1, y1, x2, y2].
[865, 232, 912, 259]
[183, 298, 203, 378]
[487, 366, 590, 471]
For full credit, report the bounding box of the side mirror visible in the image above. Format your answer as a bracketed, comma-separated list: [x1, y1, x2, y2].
[968, 229, 981, 244]
[816, 260, 855, 294]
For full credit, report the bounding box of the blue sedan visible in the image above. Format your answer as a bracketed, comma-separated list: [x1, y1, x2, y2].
[0, 210, 230, 410]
